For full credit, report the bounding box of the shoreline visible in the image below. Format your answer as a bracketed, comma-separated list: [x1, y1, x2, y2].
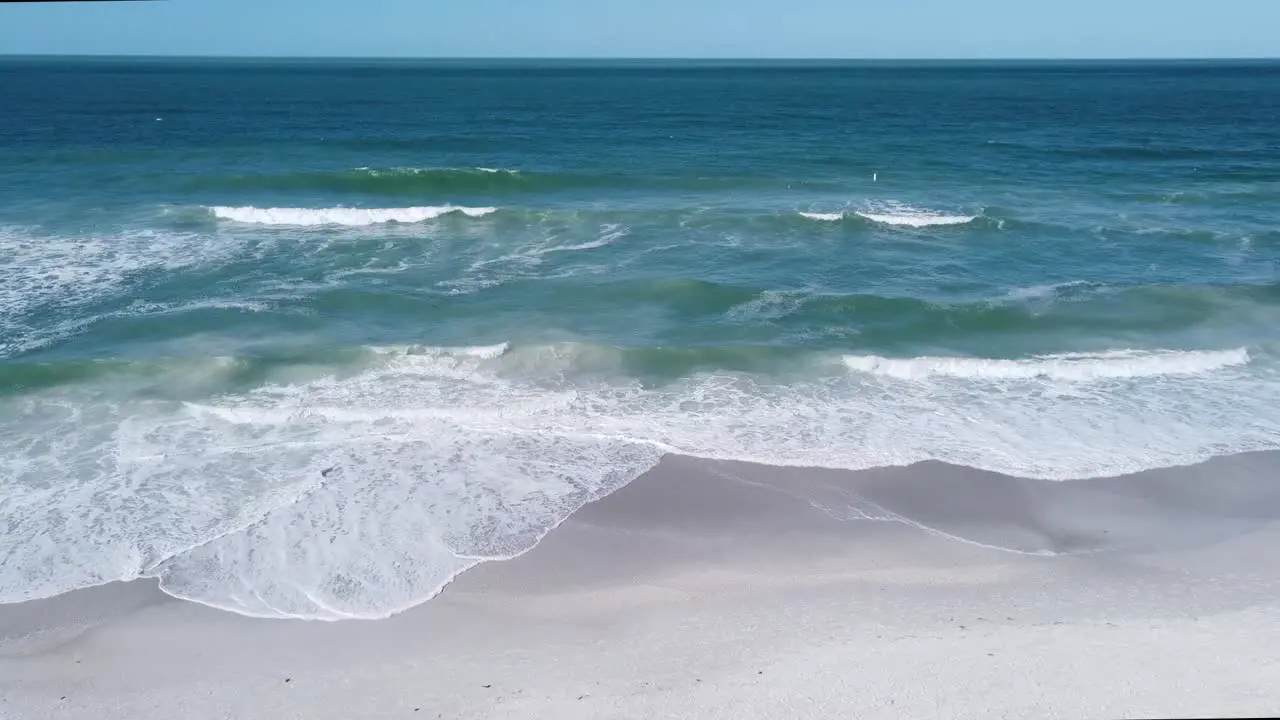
[4, 451, 1280, 718]
[10, 448, 1280, 618]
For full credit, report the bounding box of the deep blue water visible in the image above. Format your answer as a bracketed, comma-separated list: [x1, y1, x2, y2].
[1, 59, 1278, 618]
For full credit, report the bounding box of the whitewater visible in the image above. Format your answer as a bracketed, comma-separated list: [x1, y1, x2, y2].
[209, 205, 498, 226]
[3, 335, 1277, 619]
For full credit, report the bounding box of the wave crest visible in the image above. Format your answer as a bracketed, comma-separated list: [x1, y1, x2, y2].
[799, 202, 979, 227]
[799, 211, 844, 222]
[209, 206, 498, 226]
[855, 209, 977, 227]
[842, 348, 1251, 382]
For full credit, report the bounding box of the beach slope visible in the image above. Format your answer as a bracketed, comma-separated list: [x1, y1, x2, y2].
[3, 452, 1279, 719]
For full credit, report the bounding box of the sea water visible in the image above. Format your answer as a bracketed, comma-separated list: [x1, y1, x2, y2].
[1, 58, 1278, 618]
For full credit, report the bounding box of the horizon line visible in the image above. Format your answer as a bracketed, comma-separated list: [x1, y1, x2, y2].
[2, 53, 1279, 62]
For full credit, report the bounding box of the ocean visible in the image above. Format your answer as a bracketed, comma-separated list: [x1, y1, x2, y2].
[1, 58, 1278, 620]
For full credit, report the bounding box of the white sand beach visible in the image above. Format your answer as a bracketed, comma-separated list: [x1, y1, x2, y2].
[3, 452, 1279, 719]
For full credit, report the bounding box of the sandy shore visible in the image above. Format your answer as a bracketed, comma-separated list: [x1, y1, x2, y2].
[4, 452, 1280, 719]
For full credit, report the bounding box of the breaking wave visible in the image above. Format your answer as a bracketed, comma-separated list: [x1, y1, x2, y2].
[799, 211, 844, 222]
[855, 208, 978, 227]
[798, 203, 979, 227]
[843, 348, 1251, 382]
[209, 206, 498, 226]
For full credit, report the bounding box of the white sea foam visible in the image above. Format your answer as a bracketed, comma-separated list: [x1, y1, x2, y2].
[134, 298, 275, 315]
[0, 227, 252, 357]
[541, 224, 627, 253]
[355, 166, 518, 176]
[855, 201, 977, 228]
[209, 206, 498, 226]
[842, 348, 1251, 382]
[3, 341, 1276, 619]
[725, 290, 808, 322]
[1001, 280, 1105, 302]
[856, 211, 976, 227]
[437, 225, 626, 294]
[799, 211, 844, 222]
[371, 342, 511, 360]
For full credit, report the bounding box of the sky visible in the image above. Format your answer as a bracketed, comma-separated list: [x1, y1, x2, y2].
[0, 0, 1278, 59]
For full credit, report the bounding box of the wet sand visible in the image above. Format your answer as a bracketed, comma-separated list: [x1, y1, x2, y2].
[3, 452, 1280, 719]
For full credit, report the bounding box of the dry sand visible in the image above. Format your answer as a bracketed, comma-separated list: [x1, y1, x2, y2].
[3, 452, 1280, 719]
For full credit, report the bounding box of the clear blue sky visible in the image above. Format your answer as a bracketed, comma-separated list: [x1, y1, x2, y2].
[1, 0, 1277, 59]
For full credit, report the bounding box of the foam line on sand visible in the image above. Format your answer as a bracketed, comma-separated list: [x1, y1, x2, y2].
[3, 452, 1280, 719]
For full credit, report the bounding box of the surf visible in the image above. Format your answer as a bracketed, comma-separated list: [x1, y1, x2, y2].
[798, 202, 979, 227]
[842, 348, 1252, 382]
[208, 205, 498, 226]
[2, 339, 1276, 618]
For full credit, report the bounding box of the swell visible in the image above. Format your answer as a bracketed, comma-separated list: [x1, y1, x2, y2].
[0, 349, 377, 397]
[1048, 145, 1260, 161]
[187, 166, 837, 197]
[194, 204, 991, 230]
[13, 277, 1277, 369]
[149, 203, 1275, 249]
[1115, 189, 1280, 205]
[574, 278, 1280, 339]
[0, 343, 831, 395]
[783, 208, 1273, 243]
[5, 278, 1276, 395]
[991, 141, 1280, 164]
[843, 348, 1251, 381]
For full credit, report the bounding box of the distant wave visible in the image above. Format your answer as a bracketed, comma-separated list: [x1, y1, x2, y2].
[855, 209, 977, 228]
[196, 167, 536, 196]
[209, 206, 497, 226]
[799, 203, 979, 227]
[352, 166, 520, 177]
[191, 166, 829, 197]
[434, 274, 1280, 339]
[370, 342, 511, 360]
[436, 225, 628, 294]
[843, 348, 1250, 382]
[1000, 280, 1110, 303]
[799, 211, 844, 222]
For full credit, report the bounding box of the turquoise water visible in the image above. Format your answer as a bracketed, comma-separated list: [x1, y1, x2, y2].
[2, 59, 1279, 618]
